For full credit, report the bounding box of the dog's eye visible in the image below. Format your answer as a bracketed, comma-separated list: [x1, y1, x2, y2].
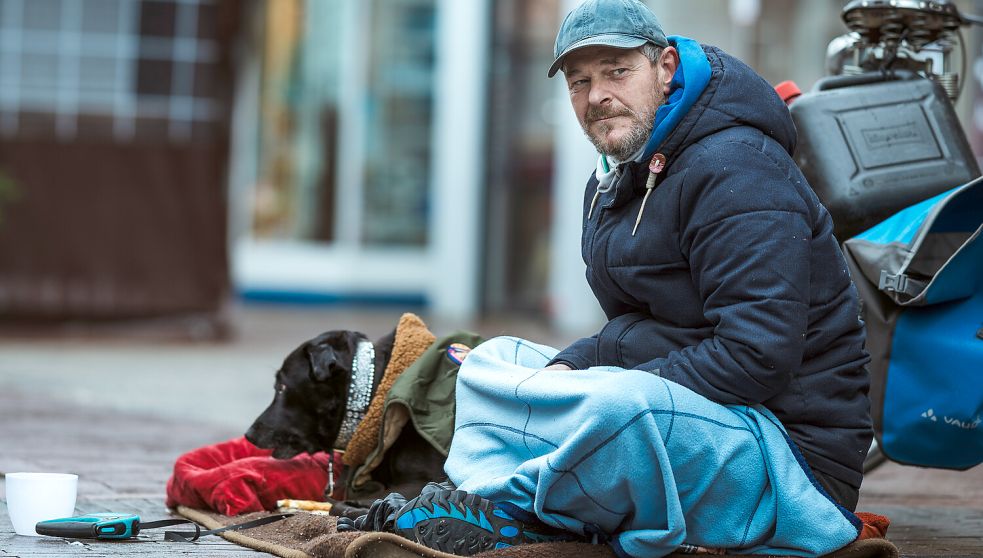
[276, 383, 286, 393]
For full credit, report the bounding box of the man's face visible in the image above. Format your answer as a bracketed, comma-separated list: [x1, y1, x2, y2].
[563, 45, 671, 161]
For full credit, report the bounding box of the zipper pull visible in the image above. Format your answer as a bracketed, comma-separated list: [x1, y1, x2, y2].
[632, 153, 666, 236]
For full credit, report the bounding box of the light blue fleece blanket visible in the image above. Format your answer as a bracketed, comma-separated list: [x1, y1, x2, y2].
[444, 337, 861, 558]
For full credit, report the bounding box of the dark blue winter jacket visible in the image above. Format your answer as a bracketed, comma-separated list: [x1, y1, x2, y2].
[551, 39, 872, 488]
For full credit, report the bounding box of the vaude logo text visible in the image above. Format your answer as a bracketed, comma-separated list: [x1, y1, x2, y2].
[921, 409, 981, 430]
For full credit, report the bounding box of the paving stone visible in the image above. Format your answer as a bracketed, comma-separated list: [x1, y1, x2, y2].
[1, 498, 269, 557]
[0, 389, 254, 556]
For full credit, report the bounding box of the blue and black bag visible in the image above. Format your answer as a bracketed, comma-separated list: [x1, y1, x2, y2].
[843, 177, 983, 469]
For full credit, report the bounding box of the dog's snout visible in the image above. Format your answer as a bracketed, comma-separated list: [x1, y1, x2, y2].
[245, 422, 270, 447]
[246, 401, 282, 447]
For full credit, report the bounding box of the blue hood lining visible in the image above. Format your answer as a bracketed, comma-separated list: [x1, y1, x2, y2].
[640, 36, 711, 161]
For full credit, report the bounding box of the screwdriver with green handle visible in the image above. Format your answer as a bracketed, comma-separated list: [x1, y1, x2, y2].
[36, 513, 152, 539]
[35, 511, 294, 541]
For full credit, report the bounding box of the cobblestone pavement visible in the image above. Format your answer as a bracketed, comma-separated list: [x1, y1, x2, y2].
[0, 387, 260, 556]
[0, 305, 980, 557]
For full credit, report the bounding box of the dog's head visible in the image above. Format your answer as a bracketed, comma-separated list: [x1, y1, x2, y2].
[245, 329, 392, 459]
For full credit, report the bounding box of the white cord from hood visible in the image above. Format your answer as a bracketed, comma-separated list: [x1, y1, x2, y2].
[632, 153, 667, 236]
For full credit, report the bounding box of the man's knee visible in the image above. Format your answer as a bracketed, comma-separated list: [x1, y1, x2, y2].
[578, 373, 666, 420]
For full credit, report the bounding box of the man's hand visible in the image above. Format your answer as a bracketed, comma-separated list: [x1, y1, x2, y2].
[543, 363, 573, 371]
[336, 492, 408, 533]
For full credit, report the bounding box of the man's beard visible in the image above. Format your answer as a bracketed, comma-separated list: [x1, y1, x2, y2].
[581, 91, 663, 162]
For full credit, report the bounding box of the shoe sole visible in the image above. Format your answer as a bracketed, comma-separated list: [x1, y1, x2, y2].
[394, 489, 524, 556]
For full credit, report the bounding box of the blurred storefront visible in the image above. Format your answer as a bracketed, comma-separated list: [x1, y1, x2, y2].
[231, 0, 488, 322]
[0, 0, 238, 326]
[217, 0, 983, 331]
[1, 0, 981, 335]
[485, 0, 562, 317]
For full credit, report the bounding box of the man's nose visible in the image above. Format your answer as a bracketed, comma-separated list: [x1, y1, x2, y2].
[587, 80, 613, 107]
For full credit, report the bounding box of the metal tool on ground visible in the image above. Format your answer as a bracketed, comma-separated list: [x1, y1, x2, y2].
[35, 511, 293, 542]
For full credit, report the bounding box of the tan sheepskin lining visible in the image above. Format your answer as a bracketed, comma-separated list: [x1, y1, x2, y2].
[343, 313, 435, 467]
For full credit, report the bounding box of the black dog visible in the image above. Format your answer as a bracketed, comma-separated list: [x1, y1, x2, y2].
[245, 328, 445, 503]
[246, 329, 395, 459]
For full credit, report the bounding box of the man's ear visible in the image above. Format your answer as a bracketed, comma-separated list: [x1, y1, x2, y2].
[658, 47, 680, 95]
[306, 343, 343, 382]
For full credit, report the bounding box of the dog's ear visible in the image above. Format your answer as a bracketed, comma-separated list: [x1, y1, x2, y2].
[306, 343, 345, 382]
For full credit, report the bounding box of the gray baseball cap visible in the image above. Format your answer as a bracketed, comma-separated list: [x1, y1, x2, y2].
[548, 0, 669, 77]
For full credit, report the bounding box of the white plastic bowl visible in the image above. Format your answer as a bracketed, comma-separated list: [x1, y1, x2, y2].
[5, 472, 78, 536]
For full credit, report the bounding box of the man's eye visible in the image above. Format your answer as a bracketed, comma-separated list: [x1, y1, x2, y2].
[569, 79, 588, 90]
[612, 68, 627, 76]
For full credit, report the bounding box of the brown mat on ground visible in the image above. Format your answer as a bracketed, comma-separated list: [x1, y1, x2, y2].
[176, 506, 359, 558]
[176, 507, 898, 558]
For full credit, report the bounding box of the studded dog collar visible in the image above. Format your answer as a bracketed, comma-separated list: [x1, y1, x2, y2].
[334, 340, 375, 450]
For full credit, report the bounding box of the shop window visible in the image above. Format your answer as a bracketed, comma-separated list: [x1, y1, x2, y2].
[138, 0, 177, 37]
[361, 0, 436, 247]
[483, 0, 559, 314]
[0, 0, 222, 142]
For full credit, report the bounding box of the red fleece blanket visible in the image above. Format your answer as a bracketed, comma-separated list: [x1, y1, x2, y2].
[166, 437, 337, 516]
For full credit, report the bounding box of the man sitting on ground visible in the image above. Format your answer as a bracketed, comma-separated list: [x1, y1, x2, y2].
[341, 1, 872, 556]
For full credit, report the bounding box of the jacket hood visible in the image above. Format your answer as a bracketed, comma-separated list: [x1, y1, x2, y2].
[655, 39, 797, 164]
[594, 38, 798, 218]
[639, 36, 712, 161]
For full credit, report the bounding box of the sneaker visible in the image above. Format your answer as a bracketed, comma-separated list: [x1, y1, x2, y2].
[394, 489, 577, 556]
